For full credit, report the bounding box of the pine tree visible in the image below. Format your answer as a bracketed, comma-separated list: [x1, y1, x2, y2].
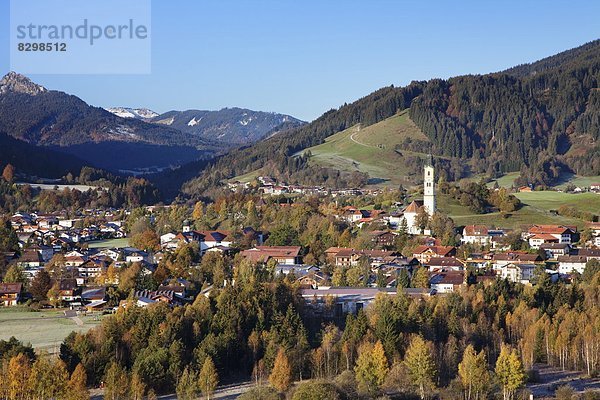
[495, 345, 526, 400]
[8, 353, 31, 400]
[269, 348, 292, 393]
[397, 268, 410, 289]
[198, 356, 218, 400]
[354, 340, 389, 394]
[404, 335, 436, 400]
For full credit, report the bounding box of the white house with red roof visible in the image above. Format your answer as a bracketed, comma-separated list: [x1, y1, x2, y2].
[525, 225, 576, 248]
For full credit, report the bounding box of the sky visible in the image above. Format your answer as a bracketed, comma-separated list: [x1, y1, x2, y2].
[0, 0, 599, 121]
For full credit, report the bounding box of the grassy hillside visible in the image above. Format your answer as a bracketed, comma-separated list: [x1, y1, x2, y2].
[437, 191, 599, 230]
[298, 110, 433, 187]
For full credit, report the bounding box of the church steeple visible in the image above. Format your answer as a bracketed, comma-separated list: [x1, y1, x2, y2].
[423, 155, 436, 216]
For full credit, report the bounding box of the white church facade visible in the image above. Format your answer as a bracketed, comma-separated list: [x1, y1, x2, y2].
[401, 156, 436, 235]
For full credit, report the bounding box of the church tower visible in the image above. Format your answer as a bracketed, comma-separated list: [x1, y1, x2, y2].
[423, 155, 436, 216]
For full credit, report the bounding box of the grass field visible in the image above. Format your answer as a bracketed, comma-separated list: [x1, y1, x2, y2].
[88, 238, 129, 249]
[437, 191, 599, 229]
[297, 110, 433, 187]
[0, 308, 102, 353]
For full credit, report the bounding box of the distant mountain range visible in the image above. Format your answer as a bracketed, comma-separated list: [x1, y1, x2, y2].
[0, 72, 304, 175]
[107, 106, 305, 145]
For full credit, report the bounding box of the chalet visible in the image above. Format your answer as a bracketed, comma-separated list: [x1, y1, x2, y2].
[0, 283, 22, 306]
[123, 248, 150, 263]
[461, 225, 506, 246]
[132, 289, 185, 307]
[77, 259, 110, 286]
[64, 251, 87, 267]
[497, 263, 536, 284]
[241, 246, 302, 265]
[526, 225, 576, 248]
[540, 243, 571, 259]
[14, 250, 44, 268]
[492, 252, 544, 269]
[81, 287, 106, 303]
[572, 248, 600, 260]
[197, 231, 232, 254]
[429, 271, 464, 293]
[58, 279, 80, 302]
[274, 264, 320, 278]
[326, 248, 396, 268]
[412, 245, 456, 264]
[426, 257, 464, 271]
[162, 229, 231, 254]
[557, 255, 588, 275]
[369, 231, 397, 248]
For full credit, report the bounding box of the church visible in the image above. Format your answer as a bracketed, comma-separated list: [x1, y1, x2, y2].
[401, 156, 436, 235]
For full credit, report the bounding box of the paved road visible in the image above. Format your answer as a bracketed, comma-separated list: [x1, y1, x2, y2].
[527, 364, 600, 398]
[90, 381, 254, 400]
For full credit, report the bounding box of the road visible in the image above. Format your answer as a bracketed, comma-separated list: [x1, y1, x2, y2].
[90, 381, 254, 400]
[349, 126, 376, 148]
[527, 364, 600, 398]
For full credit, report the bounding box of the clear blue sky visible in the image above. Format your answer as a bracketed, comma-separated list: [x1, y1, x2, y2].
[1, 0, 599, 121]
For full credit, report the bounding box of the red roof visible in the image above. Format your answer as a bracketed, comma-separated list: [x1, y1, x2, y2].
[529, 225, 575, 235]
[413, 245, 456, 257]
[464, 225, 489, 236]
[0, 283, 22, 294]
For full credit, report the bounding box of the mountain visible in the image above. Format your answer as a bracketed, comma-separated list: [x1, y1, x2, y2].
[106, 107, 159, 120]
[0, 72, 213, 173]
[0, 131, 87, 179]
[172, 39, 600, 197]
[148, 107, 305, 145]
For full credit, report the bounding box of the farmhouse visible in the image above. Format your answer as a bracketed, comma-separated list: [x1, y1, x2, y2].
[557, 255, 588, 275]
[429, 271, 465, 293]
[540, 243, 571, 259]
[525, 225, 576, 248]
[412, 245, 456, 264]
[0, 283, 22, 306]
[497, 263, 536, 284]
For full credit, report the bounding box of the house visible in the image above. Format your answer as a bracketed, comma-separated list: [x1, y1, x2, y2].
[586, 222, 600, 237]
[81, 287, 106, 303]
[590, 183, 600, 192]
[461, 225, 506, 246]
[64, 251, 87, 267]
[412, 245, 456, 264]
[540, 243, 571, 259]
[369, 231, 397, 248]
[14, 250, 44, 269]
[426, 257, 464, 271]
[492, 252, 544, 269]
[241, 246, 302, 265]
[325, 248, 396, 268]
[58, 279, 80, 302]
[132, 289, 185, 307]
[557, 255, 588, 275]
[197, 231, 232, 254]
[429, 271, 464, 293]
[519, 186, 533, 192]
[0, 283, 22, 306]
[526, 225, 576, 248]
[497, 263, 536, 283]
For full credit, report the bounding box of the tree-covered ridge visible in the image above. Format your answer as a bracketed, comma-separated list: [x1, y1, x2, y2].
[409, 40, 600, 185]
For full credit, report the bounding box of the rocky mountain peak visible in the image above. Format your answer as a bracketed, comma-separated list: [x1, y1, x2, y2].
[0, 71, 47, 95]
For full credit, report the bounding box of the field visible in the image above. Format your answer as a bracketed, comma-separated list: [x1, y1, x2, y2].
[437, 190, 599, 229]
[87, 238, 129, 249]
[297, 110, 433, 187]
[0, 308, 102, 353]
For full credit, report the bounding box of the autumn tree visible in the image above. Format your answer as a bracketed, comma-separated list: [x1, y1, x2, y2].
[411, 267, 430, 288]
[176, 366, 197, 400]
[67, 363, 89, 400]
[495, 345, 526, 400]
[129, 372, 146, 400]
[354, 340, 389, 394]
[404, 335, 436, 400]
[103, 362, 129, 400]
[458, 345, 490, 400]
[29, 269, 52, 301]
[270, 348, 292, 393]
[2, 164, 15, 183]
[199, 356, 219, 400]
[8, 353, 31, 400]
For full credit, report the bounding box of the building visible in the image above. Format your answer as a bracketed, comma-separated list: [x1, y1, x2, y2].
[399, 157, 436, 235]
[241, 246, 302, 265]
[0, 283, 22, 306]
[412, 245, 456, 264]
[426, 257, 464, 271]
[423, 155, 436, 216]
[461, 225, 506, 246]
[557, 255, 588, 275]
[429, 271, 464, 293]
[526, 225, 576, 248]
[540, 243, 571, 259]
[497, 263, 536, 284]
